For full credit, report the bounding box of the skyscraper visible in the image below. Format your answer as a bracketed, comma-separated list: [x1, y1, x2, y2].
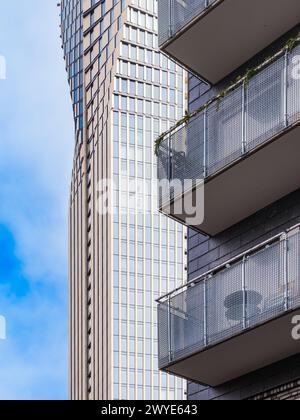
[60, 0, 186, 400]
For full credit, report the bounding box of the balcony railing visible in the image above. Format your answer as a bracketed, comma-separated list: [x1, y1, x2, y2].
[157, 226, 300, 384]
[157, 43, 300, 234]
[158, 0, 300, 84]
[158, 0, 216, 47]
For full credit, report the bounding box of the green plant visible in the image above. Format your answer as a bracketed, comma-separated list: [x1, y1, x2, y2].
[154, 111, 191, 156]
[244, 67, 259, 87]
[154, 133, 166, 157]
[286, 31, 300, 52]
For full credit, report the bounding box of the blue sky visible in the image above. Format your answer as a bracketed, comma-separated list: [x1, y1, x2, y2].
[0, 1, 73, 399]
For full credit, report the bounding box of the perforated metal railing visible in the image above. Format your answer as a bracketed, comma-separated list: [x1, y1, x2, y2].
[157, 44, 300, 208]
[158, 0, 216, 47]
[157, 227, 300, 368]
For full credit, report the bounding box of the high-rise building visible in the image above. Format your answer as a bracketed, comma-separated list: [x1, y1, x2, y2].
[60, 0, 186, 400]
[156, 0, 300, 401]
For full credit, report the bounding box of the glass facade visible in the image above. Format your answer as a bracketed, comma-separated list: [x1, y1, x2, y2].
[61, 0, 84, 141]
[111, 1, 185, 400]
[62, 0, 186, 400]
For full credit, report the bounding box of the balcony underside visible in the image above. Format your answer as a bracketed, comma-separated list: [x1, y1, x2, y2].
[161, 122, 300, 236]
[162, 310, 300, 387]
[162, 0, 300, 84]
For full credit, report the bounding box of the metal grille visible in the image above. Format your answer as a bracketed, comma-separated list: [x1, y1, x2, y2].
[287, 230, 300, 310]
[207, 261, 243, 345]
[288, 44, 300, 125]
[157, 138, 171, 207]
[246, 56, 285, 152]
[158, 0, 215, 47]
[173, 0, 207, 35]
[158, 229, 300, 368]
[158, 0, 171, 46]
[246, 241, 285, 327]
[157, 114, 205, 208]
[157, 44, 300, 211]
[157, 302, 170, 367]
[206, 86, 243, 175]
[169, 281, 205, 362]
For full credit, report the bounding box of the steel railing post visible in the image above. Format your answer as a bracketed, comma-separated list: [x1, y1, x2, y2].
[168, 136, 173, 181]
[169, 0, 174, 38]
[284, 49, 289, 128]
[203, 109, 207, 178]
[242, 81, 247, 155]
[242, 256, 247, 329]
[167, 296, 172, 362]
[283, 234, 289, 311]
[204, 278, 208, 347]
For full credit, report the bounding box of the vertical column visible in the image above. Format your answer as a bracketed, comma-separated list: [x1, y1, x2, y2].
[169, 0, 174, 38]
[283, 234, 289, 312]
[168, 135, 173, 181]
[167, 296, 173, 363]
[242, 81, 247, 155]
[284, 49, 289, 128]
[242, 256, 247, 330]
[203, 108, 208, 178]
[204, 278, 208, 347]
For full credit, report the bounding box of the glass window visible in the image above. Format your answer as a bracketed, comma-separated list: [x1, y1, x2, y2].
[131, 46, 137, 60]
[138, 12, 146, 27]
[131, 9, 138, 24]
[138, 64, 144, 80]
[139, 30, 145, 45]
[130, 63, 136, 78]
[129, 80, 135, 95]
[122, 43, 129, 58]
[131, 28, 137, 43]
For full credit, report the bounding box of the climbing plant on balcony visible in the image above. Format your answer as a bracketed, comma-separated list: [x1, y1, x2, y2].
[154, 32, 300, 156]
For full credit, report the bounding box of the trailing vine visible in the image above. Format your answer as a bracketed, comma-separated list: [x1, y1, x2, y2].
[154, 133, 165, 157]
[286, 34, 300, 52]
[154, 32, 300, 156]
[244, 67, 260, 87]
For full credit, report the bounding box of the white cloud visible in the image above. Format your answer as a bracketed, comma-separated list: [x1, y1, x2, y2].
[0, 0, 74, 399]
[0, 1, 73, 283]
[0, 55, 6, 80]
[0, 292, 68, 400]
[0, 315, 6, 340]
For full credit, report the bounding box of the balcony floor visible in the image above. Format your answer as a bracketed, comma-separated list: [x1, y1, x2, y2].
[163, 0, 300, 84]
[163, 309, 300, 387]
[162, 122, 300, 236]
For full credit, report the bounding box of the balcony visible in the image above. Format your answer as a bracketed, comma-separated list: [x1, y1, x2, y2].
[157, 227, 300, 386]
[157, 43, 300, 236]
[158, 0, 300, 84]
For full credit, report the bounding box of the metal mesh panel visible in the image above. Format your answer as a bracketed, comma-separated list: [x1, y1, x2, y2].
[169, 282, 205, 361]
[288, 44, 300, 125]
[158, 0, 216, 47]
[207, 261, 243, 345]
[157, 45, 300, 215]
[158, 0, 171, 46]
[157, 230, 300, 368]
[173, 0, 207, 35]
[169, 129, 186, 201]
[157, 114, 205, 208]
[172, 114, 205, 185]
[206, 86, 243, 175]
[246, 241, 284, 328]
[287, 231, 300, 310]
[157, 138, 170, 207]
[246, 56, 285, 151]
[158, 302, 170, 367]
